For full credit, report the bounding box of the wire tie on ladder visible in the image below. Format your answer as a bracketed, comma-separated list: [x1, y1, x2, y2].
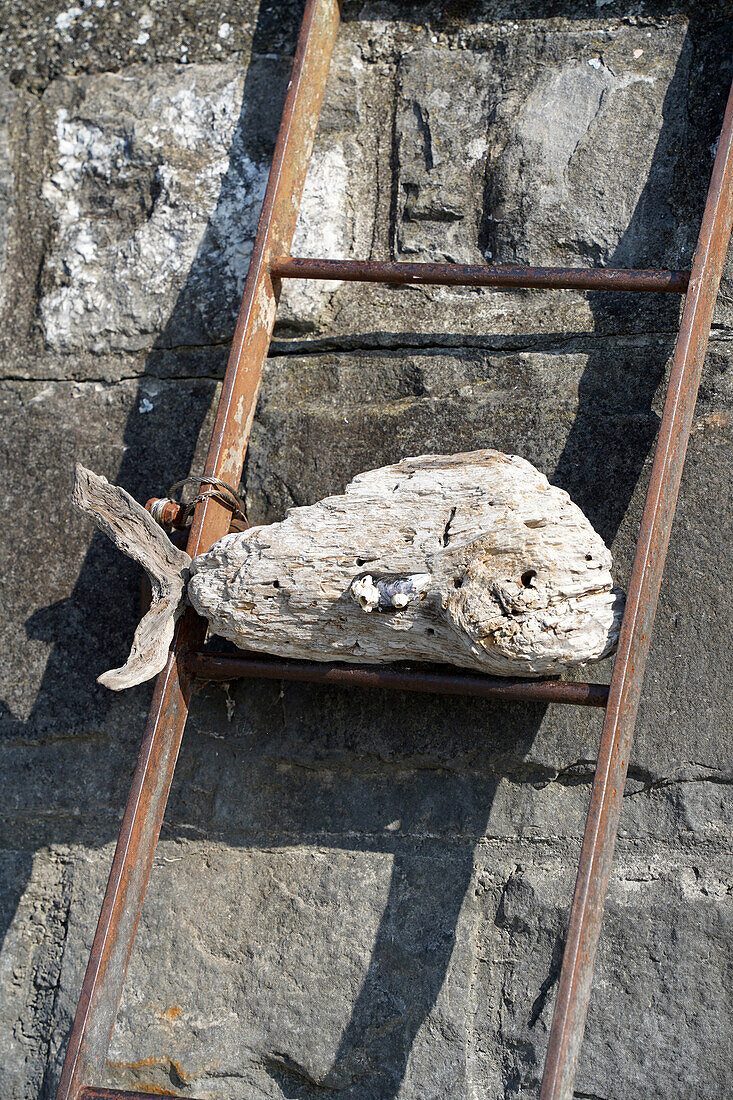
[167, 475, 248, 527]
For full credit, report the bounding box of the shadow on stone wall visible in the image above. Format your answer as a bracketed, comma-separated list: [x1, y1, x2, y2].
[0, 5, 300, 1096]
[553, 38, 692, 544]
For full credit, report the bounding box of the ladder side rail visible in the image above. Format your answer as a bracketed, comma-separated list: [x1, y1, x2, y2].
[540, 77, 733, 1100]
[187, 3, 342, 555]
[54, 4, 342, 1098]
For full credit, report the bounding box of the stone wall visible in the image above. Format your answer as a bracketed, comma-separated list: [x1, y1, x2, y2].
[0, 2, 731, 1098]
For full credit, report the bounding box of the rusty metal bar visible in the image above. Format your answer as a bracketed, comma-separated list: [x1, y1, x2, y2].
[185, 652, 610, 708]
[144, 498, 248, 533]
[54, 4, 343, 1099]
[53, 639, 198, 1100]
[79, 1088, 207, 1100]
[271, 256, 690, 293]
[540, 78, 733, 1100]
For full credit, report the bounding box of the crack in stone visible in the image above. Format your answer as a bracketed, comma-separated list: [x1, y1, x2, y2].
[5, 331, 730, 386]
[625, 771, 733, 797]
[528, 934, 563, 1028]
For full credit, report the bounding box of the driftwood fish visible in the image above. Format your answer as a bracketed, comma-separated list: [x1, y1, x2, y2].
[72, 450, 625, 689]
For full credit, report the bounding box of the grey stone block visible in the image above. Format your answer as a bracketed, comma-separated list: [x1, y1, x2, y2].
[491, 853, 733, 1098]
[34, 842, 733, 1099]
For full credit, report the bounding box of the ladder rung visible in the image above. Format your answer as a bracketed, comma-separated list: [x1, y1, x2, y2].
[80, 1089, 207, 1100]
[271, 256, 690, 294]
[185, 652, 609, 708]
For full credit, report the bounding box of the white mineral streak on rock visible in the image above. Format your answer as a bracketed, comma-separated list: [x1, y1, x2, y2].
[277, 142, 355, 326]
[0, 77, 17, 316]
[40, 68, 268, 351]
[189, 450, 625, 676]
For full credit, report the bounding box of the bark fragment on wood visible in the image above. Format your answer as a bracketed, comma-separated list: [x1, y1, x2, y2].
[188, 450, 625, 677]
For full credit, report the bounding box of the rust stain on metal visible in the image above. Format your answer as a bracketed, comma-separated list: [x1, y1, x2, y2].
[271, 256, 690, 293]
[144, 498, 185, 528]
[186, 652, 610, 708]
[80, 1089, 192, 1100]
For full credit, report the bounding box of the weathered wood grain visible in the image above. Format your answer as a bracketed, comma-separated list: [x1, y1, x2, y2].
[73, 452, 624, 686]
[72, 464, 192, 689]
[189, 451, 624, 677]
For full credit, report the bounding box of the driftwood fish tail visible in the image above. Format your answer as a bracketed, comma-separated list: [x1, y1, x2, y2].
[71, 464, 192, 690]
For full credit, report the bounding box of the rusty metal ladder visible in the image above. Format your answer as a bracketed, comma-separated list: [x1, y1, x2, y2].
[55, 3, 733, 1099]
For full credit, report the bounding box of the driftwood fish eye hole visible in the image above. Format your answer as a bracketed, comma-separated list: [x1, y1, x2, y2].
[54, 3, 733, 1100]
